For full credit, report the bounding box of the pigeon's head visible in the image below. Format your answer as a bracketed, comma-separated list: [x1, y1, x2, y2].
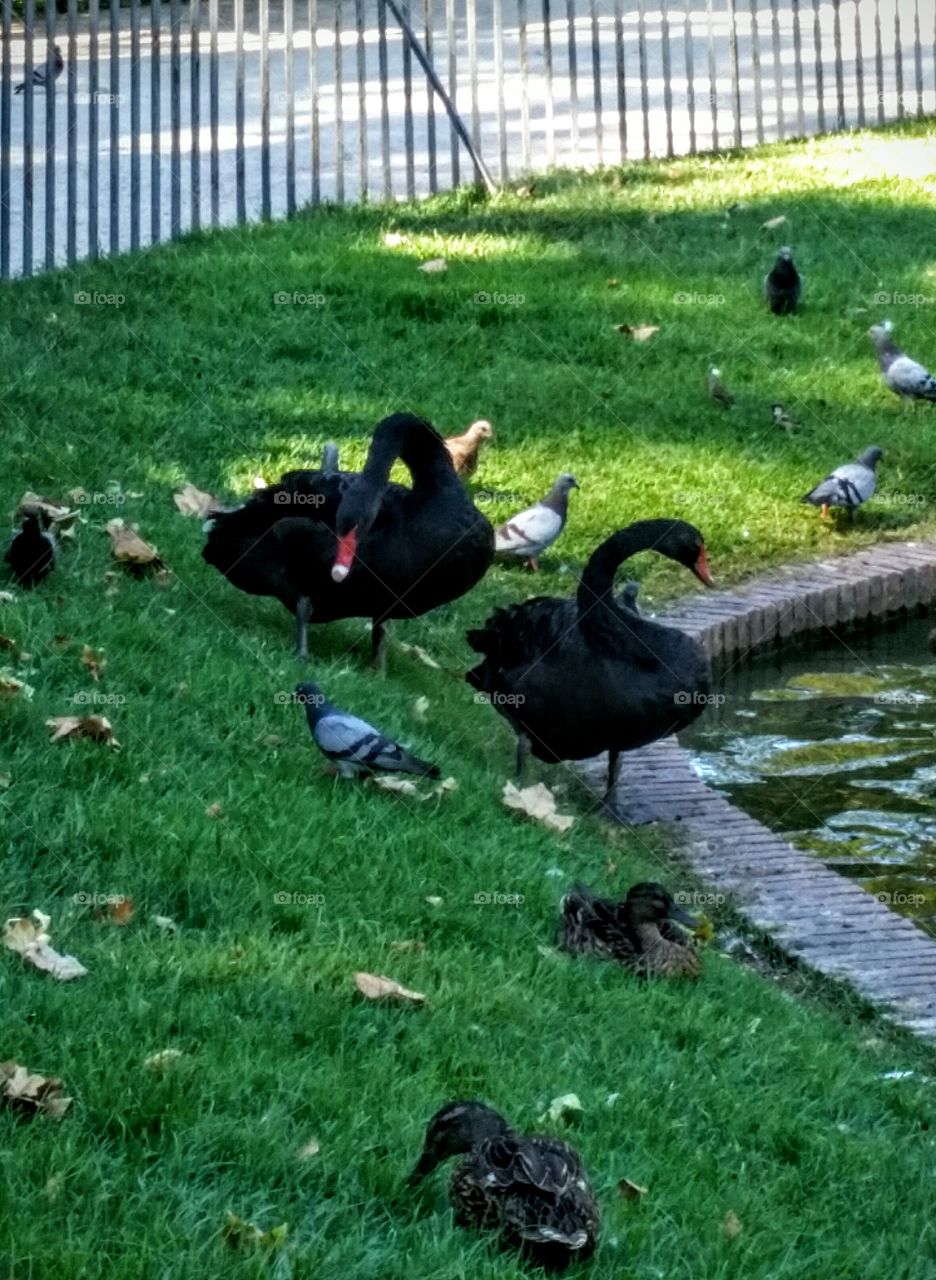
[466, 419, 494, 442]
[555, 472, 580, 494]
[708, 366, 721, 379]
[771, 403, 784, 417]
[406, 1101, 512, 1185]
[655, 519, 714, 587]
[623, 882, 699, 930]
[777, 245, 793, 260]
[295, 681, 327, 719]
[858, 446, 884, 470]
[868, 320, 894, 344]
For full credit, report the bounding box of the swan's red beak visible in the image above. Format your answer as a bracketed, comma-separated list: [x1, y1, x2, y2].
[331, 529, 358, 583]
[693, 546, 714, 587]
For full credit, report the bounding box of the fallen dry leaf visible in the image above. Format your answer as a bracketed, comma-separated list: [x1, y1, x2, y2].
[723, 1210, 743, 1239]
[17, 492, 80, 536]
[144, 1048, 184, 1070]
[0, 671, 33, 699]
[0, 635, 15, 650]
[0, 591, 16, 603]
[173, 482, 219, 519]
[94, 895, 134, 926]
[105, 519, 164, 571]
[3, 910, 87, 981]
[761, 214, 787, 229]
[46, 715, 117, 747]
[295, 1137, 321, 1160]
[370, 776, 421, 797]
[354, 972, 426, 1004]
[383, 230, 407, 247]
[205, 802, 223, 818]
[418, 257, 447, 274]
[389, 939, 425, 954]
[502, 781, 575, 834]
[222, 1212, 289, 1251]
[414, 695, 430, 720]
[0, 772, 11, 789]
[0, 1061, 72, 1120]
[540, 1093, 583, 1125]
[606, 277, 620, 288]
[262, 734, 283, 748]
[80, 645, 105, 682]
[615, 323, 659, 342]
[425, 895, 443, 907]
[152, 914, 178, 934]
[618, 1177, 649, 1200]
[399, 642, 440, 669]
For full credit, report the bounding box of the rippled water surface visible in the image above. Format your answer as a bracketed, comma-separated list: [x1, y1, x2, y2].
[681, 612, 936, 936]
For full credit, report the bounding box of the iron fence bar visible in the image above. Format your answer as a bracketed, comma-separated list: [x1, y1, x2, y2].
[88, 0, 98, 260]
[589, 0, 602, 166]
[285, 0, 296, 214]
[400, 0, 414, 197]
[424, 0, 436, 193]
[22, 0, 34, 276]
[109, 0, 119, 253]
[750, 0, 764, 143]
[44, 0, 56, 269]
[150, 0, 161, 244]
[684, 0, 696, 154]
[235, 0, 245, 220]
[1, 0, 11, 279]
[190, 0, 201, 231]
[130, 0, 141, 249]
[771, 0, 784, 139]
[260, 0, 271, 216]
[210, 0, 219, 223]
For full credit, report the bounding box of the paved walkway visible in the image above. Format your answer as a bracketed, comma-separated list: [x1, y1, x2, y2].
[582, 540, 936, 1041]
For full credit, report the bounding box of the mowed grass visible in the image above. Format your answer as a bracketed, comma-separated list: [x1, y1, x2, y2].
[2, 121, 936, 1279]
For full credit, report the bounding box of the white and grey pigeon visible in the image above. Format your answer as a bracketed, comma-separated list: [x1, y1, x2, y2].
[868, 321, 936, 406]
[297, 681, 439, 779]
[764, 247, 802, 315]
[802, 447, 883, 520]
[15, 43, 63, 94]
[494, 473, 579, 571]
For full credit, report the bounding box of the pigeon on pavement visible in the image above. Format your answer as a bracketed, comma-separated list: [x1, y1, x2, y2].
[764, 247, 802, 315]
[802, 447, 883, 520]
[707, 366, 734, 409]
[445, 419, 494, 479]
[15, 43, 63, 94]
[5, 510, 56, 587]
[297, 681, 440, 779]
[868, 320, 936, 406]
[494, 473, 579, 571]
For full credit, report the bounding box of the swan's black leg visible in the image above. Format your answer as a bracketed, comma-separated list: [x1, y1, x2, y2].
[372, 619, 388, 673]
[515, 732, 531, 780]
[295, 597, 311, 660]
[604, 750, 621, 804]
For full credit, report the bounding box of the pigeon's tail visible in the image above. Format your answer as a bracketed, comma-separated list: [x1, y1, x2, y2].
[397, 751, 440, 779]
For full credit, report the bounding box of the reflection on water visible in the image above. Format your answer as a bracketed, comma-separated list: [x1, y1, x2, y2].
[681, 611, 936, 936]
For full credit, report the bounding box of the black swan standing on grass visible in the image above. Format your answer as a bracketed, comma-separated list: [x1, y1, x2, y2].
[467, 519, 714, 795]
[202, 413, 494, 665]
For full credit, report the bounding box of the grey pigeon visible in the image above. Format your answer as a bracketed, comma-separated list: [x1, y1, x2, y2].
[707, 366, 734, 409]
[15, 43, 63, 94]
[868, 320, 936, 406]
[494, 473, 579, 571]
[297, 681, 439, 779]
[802, 447, 883, 520]
[5, 510, 56, 587]
[764, 247, 802, 315]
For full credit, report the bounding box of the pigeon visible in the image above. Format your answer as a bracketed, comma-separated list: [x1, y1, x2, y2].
[802, 447, 883, 520]
[5, 510, 56, 587]
[764, 246, 802, 315]
[296, 681, 439, 779]
[444, 419, 493, 479]
[771, 403, 802, 432]
[15, 43, 63, 94]
[707, 366, 734, 409]
[615, 580, 640, 613]
[868, 321, 936, 406]
[494, 473, 579, 571]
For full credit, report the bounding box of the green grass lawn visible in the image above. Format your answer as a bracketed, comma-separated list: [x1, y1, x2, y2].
[2, 121, 936, 1279]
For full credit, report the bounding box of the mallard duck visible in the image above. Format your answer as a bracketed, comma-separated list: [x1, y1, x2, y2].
[444, 419, 494, 478]
[407, 1100, 599, 1271]
[560, 882, 700, 978]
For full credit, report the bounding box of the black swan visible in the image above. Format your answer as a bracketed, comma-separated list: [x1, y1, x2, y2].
[466, 519, 713, 794]
[203, 412, 494, 665]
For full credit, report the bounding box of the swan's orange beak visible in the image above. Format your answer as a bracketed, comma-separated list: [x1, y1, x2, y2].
[331, 528, 358, 583]
[693, 546, 714, 587]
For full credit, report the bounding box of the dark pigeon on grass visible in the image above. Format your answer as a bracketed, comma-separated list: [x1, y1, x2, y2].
[868, 321, 936, 406]
[15, 43, 63, 94]
[297, 681, 439, 779]
[5, 510, 56, 587]
[764, 247, 801, 315]
[802, 447, 883, 521]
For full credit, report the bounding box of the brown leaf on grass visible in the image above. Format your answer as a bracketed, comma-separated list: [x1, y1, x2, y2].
[722, 1210, 742, 1239]
[425, 895, 443, 908]
[617, 1178, 649, 1200]
[144, 1048, 184, 1070]
[353, 972, 426, 1004]
[0, 635, 15, 650]
[0, 1061, 72, 1120]
[389, 939, 425, 954]
[615, 323, 660, 342]
[222, 1212, 289, 1251]
[761, 214, 787, 230]
[173, 482, 219, 519]
[105, 519, 164, 571]
[417, 257, 447, 274]
[399, 642, 441, 669]
[370, 776, 421, 797]
[205, 802, 223, 818]
[295, 1137, 321, 1160]
[606, 277, 620, 288]
[502, 781, 575, 834]
[80, 645, 105, 682]
[0, 672, 32, 699]
[94, 895, 135, 926]
[3, 910, 88, 981]
[46, 714, 117, 747]
[17, 492, 80, 537]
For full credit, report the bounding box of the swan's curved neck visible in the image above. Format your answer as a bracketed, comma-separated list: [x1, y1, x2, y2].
[362, 412, 452, 492]
[576, 521, 674, 613]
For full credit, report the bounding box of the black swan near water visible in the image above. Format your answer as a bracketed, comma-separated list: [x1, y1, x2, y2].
[466, 519, 714, 793]
[203, 412, 494, 665]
